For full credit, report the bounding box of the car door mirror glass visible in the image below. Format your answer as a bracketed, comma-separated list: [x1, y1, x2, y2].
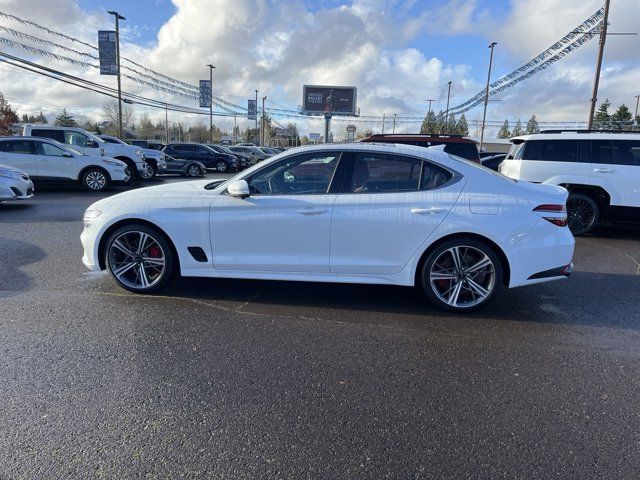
[62, 151, 73, 158]
[85, 140, 99, 148]
[227, 179, 250, 198]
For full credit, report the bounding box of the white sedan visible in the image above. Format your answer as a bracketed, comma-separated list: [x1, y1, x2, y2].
[0, 164, 34, 202]
[81, 143, 574, 312]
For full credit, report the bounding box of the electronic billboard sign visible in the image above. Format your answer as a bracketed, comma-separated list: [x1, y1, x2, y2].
[302, 85, 357, 116]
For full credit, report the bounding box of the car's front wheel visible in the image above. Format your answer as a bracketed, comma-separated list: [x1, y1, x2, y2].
[187, 164, 201, 177]
[105, 224, 176, 293]
[82, 168, 109, 192]
[567, 193, 598, 235]
[140, 163, 155, 180]
[215, 160, 228, 172]
[421, 238, 502, 312]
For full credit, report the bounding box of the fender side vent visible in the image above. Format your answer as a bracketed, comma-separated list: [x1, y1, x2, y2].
[187, 247, 208, 263]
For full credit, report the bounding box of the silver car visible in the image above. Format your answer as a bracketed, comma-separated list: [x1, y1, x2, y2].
[0, 164, 34, 202]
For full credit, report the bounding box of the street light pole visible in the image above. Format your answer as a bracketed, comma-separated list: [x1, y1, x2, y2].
[426, 99, 435, 116]
[206, 64, 215, 144]
[164, 103, 168, 143]
[444, 81, 452, 133]
[381, 113, 385, 134]
[392, 113, 397, 134]
[261, 96, 267, 146]
[635, 94, 639, 118]
[587, 0, 611, 129]
[107, 10, 125, 138]
[480, 41, 497, 153]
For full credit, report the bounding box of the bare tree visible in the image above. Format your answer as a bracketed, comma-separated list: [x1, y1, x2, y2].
[102, 100, 134, 137]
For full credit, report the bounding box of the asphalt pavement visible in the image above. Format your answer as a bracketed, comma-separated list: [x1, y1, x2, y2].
[1, 176, 640, 479]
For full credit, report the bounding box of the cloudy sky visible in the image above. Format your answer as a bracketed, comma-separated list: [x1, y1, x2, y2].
[0, 0, 637, 138]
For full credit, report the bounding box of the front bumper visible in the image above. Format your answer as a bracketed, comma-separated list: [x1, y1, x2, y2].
[0, 178, 34, 201]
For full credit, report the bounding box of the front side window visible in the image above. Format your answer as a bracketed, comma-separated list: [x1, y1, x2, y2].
[591, 140, 612, 164]
[247, 153, 340, 195]
[347, 153, 421, 193]
[39, 142, 66, 157]
[64, 131, 89, 147]
[540, 140, 578, 162]
[0, 140, 36, 154]
[521, 140, 543, 160]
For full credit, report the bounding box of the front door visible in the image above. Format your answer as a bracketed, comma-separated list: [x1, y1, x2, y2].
[330, 152, 464, 275]
[34, 140, 77, 180]
[209, 152, 341, 272]
[591, 139, 640, 207]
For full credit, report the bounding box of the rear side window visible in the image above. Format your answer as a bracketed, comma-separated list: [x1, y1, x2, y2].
[611, 140, 640, 166]
[0, 140, 36, 154]
[30, 129, 64, 143]
[591, 140, 612, 164]
[540, 140, 578, 162]
[421, 162, 453, 190]
[348, 153, 421, 193]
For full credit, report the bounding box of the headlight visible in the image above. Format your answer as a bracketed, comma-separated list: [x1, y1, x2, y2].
[0, 168, 21, 179]
[102, 159, 122, 167]
[83, 209, 102, 228]
[136, 150, 144, 159]
[100, 148, 106, 156]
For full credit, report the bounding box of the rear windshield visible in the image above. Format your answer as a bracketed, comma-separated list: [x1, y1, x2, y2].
[364, 138, 479, 161]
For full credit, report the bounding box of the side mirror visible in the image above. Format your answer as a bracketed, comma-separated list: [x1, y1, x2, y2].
[85, 140, 99, 148]
[62, 151, 74, 158]
[227, 179, 250, 199]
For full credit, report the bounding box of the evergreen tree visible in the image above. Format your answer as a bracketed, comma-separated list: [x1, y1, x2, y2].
[634, 115, 640, 132]
[592, 99, 611, 130]
[37, 109, 47, 124]
[447, 114, 457, 134]
[497, 119, 511, 139]
[54, 108, 77, 127]
[611, 104, 633, 131]
[456, 114, 469, 136]
[512, 119, 524, 136]
[0, 93, 19, 135]
[435, 110, 446, 133]
[525, 114, 540, 134]
[420, 110, 438, 134]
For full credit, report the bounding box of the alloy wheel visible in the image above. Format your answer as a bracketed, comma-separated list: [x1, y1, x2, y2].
[85, 171, 107, 190]
[188, 164, 201, 177]
[216, 161, 227, 172]
[108, 231, 166, 290]
[567, 196, 596, 234]
[141, 164, 154, 180]
[429, 245, 496, 309]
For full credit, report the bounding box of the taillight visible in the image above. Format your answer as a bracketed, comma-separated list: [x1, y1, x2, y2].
[534, 204, 567, 227]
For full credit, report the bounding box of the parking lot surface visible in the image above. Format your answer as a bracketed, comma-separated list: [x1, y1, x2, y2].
[1, 177, 640, 479]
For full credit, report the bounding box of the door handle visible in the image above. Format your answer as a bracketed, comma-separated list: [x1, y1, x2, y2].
[296, 208, 326, 215]
[593, 168, 614, 173]
[411, 207, 445, 214]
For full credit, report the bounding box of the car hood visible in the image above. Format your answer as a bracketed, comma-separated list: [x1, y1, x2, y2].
[0, 163, 25, 174]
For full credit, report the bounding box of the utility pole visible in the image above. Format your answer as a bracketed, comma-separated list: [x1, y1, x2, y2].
[381, 113, 386, 134]
[254, 89, 259, 133]
[444, 81, 452, 133]
[261, 96, 267, 146]
[233, 114, 237, 144]
[206, 64, 215, 144]
[392, 113, 397, 134]
[164, 103, 168, 143]
[107, 10, 125, 138]
[635, 95, 639, 119]
[587, 0, 611, 129]
[480, 42, 497, 153]
[426, 99, 435, 116]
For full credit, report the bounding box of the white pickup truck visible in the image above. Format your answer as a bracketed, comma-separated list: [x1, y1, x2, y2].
[23, 125, 151, 180]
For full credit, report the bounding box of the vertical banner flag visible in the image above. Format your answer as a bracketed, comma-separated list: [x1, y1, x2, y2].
[98, 30, 117, 75]
[199, 80, 212, 108]
[247, 99, 257, 120]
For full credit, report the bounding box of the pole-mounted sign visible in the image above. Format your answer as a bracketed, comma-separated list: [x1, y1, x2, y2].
[98, 31, 117, 75]
[247, 99, 257, 120]
[199, 80, 212, 108]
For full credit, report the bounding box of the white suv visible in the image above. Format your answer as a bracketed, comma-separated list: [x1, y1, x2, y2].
[500, 131, 640, 235]
[23, 125, 149, 180]
[98, 134, 167, 177]
[0, 136, 129, 191]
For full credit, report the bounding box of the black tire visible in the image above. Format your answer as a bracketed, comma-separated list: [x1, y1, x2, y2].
[140, 163, 155, 180]
[215, 161, 228, 172]
[420, 238, 503, 313]
[148, 162, 158, 178]
[567, 193, 598, 236]
[81, 168, 110, 192]
[105, 224, 176, 293]
[121, 167, 133, 185]
[187, 163, 201, 177]
[118, 159, 137, 181]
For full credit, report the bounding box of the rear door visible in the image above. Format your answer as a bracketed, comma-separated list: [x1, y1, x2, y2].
[0, 139, 39, 176]
[330, 152, 464, 275]
[591, 139, 640, 207]
[515, 139, 591, 183]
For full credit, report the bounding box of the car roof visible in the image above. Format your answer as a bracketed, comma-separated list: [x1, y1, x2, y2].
[359, 133, 475, 144]
[511, 132, 640, 143]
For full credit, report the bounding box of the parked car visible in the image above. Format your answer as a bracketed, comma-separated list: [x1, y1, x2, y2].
[163, 154, 206, 177]
[23, 125, 149, 181]
[0, 163, 34, 202]
[81, 143, 574, 312]
[358, 133, 481, 162]
[163, 143, 238, 172]
[0, 136, 129, 191]
[208, 145, 251, 169]
[99, 135, 167, 178]
[129, 140, 164, 151]
[500, 130, 640, 235]
[228, 145, 269, 164]
[481, 153, 506, 172]
[259, 147, 281, 155]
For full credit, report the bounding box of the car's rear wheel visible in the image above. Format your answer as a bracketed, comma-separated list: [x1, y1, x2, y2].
[215, 161, 227, 172]
[421, 238, 502, 312]
[105, 225, 176, 293]
[82, 168, 109, 192]
[567, 193, 598, 235]
[140, 163, 155, 180]
[187, 164, 201, 177]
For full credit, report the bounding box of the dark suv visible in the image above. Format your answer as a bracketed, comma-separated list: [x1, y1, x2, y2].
[163, 143, 238, 172]
[358, 134, 480, 162]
